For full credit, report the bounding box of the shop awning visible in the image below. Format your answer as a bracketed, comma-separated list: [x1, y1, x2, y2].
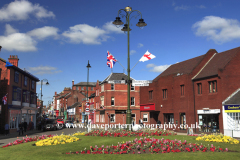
[140, 103, 155, 111]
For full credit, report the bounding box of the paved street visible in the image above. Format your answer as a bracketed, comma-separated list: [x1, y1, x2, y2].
[0, 127, 86, 147]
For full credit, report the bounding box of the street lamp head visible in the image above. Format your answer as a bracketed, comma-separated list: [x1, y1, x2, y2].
[112, 17, 124, 27]
[0, 46, 2, 51]
[121, 24, 132, 32]
[136, 18, 147, 28]
[125, 6, 132, 12]
[86, 60, 91, 68]
[46, 81, 49, 85]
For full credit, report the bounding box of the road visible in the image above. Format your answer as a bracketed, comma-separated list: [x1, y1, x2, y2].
[0, 127, 86, 147]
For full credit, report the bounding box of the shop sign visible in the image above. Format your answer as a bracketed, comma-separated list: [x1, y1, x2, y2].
[197, 109, 220, 114]
[224, 105, 240, 113]
[140, 104, 155, 111]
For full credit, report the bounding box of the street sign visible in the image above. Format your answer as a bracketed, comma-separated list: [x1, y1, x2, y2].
[132, 80, 152, 83]
[86, 108, 89, 112]
[108, 80, 125, 84]
[132, 83, 149, 86]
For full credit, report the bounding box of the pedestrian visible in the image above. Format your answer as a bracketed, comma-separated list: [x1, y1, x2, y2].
[132, 118, 135, 126]
[24, 121, 27, 132]
[19, 123, 23, 135]
[5, 123, 9, 136]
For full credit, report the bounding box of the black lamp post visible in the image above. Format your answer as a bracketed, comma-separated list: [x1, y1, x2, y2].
[113, 6, 147, 127]
[40, 79, 49, 116]
[86, 60, 91, 125]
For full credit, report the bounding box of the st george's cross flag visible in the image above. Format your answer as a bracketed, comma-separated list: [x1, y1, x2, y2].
[139, 50, 156, 62]
[107, 51, 117, 68]
[2, 94, 7, 105]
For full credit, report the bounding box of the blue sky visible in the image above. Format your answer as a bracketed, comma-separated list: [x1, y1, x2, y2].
[1, 0, 240, 105]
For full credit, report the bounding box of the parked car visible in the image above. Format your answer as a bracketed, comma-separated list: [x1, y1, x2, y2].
[57, 119, 64, 129]
[65, 120, 74, 128]
[42, 119, 58, 131]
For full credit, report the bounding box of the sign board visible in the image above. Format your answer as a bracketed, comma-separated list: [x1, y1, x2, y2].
[140, 103, 155, 111]
[224, 105, 240, 113]
[86, 108, 89, 112]
[132, 83, 149, 86]
[108, 80, 125, 84]
[132, 80, 152, 83]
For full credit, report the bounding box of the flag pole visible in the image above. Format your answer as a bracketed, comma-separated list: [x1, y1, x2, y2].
[117, 61, 127, 71]
[130, 60, 140, 72]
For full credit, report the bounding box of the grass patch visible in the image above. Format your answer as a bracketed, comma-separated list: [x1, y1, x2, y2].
[0, 135, 239, 160]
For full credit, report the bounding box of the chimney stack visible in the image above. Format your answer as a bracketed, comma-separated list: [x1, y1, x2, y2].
[8, 55, 19, 67]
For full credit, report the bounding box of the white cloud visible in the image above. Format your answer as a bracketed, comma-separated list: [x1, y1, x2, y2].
[192, 16, 240, 44]
[174, 5, 190, 11]
[28, 65, 62, 75]
[103, 21, 123, 34]
[27, 26, 59, 40]
[146, 64, 171, 72]
[0, 24, 36, 51]
[138, 43, 143, 48]
[130, 50, 136, 55]
[0, 0, 55, 21]
[5, 24, 18, 35]
[62, 24, 108, 44]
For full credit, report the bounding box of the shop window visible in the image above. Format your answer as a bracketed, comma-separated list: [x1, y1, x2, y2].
[9, 110, 21, 129]
[209, 80, 217, 93]
[110, 114, 115, 122]
[180, 85, 184, 96]
[13, 86, 21, 101]
[111, 97, 115, 106]
[24, 76, 28, 86]
[96, 114, 99, 122]
[100, 114, 105, 122]
[164, 113, 174, 124]
[197, 83, 202, 94]
[14, 71, 19, 83]
[143, 114, 148, 122]
[163, 89, 167, 99]
[149, 90, 153, 100]
[111, 84, 114, 90]
[131, 97, 135, 106]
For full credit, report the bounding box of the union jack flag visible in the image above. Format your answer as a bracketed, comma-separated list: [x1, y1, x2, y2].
[2, 94, 7, 105]
[107, 51, 117, 68]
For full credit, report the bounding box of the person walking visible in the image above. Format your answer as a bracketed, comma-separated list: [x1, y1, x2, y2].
[19, 123, 23, 135]
[5, 123, 9, 136]
[23, 122, 27, 132]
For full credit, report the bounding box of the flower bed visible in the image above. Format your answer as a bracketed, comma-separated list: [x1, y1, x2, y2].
[35, 134, 80, 146]
[2, 135, 54, 148]
[196, 134, 240, 144]
[66, 137, 229, 154]
[85, 130, 175, 137]
[73, 132, 86, 136]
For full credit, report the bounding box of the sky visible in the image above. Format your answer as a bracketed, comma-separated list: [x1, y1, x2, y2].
[1, 0, 240, 105]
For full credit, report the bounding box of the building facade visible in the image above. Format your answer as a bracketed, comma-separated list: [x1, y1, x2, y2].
[94, 73, 141, 126]
[0, 55, 39, 133]
[140, 47, 240, 135]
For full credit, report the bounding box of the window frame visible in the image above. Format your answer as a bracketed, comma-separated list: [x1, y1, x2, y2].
[163, 89, 167, 99]
[24, 76, 28, 86]
[131, 84, 135, 91]
[111, 97, 115, 106]
[197, 83, 202, 94]
[131, 97, 135, 106]
[180, 85, 184, 96]
[31, 80, 35, 90]
[149, 90, 153, 100]
[110, 114, 115, 122]
[14, 71, 19, 83]
[111, 84, 114, 90]
[143, 114, 148, 122]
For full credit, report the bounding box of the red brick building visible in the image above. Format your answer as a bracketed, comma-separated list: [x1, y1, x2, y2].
[0, 55, 39, 133]
[94, 73, 141, 126]
[140, 47, 240, 134]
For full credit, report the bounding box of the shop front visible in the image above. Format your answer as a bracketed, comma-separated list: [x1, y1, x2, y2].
[197, 109, 220, 133]
[140, 103, 157, 124]
[223, 105, 240, 137]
